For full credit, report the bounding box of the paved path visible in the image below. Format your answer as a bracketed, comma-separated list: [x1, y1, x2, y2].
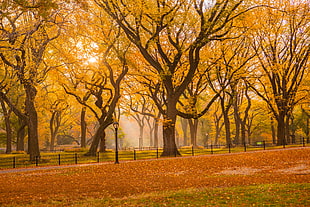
[0, 146, 308, 174]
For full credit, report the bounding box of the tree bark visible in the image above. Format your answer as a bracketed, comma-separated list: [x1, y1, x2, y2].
[161, 118, 180, 156]
[49, 112, 56, 151]
[181, 118, 188, 146]
[154, 117, 159, 148]
[86, 123, 106, 156]
[80, 107, 87, 148]
[213, 110, 223, 146]
[271, 117, 276, 145]
[16, 118, 26, 151]
[306, 117, 310, 143]
[220, 97, 232, 147]
[25, 84, 40, 160]
[188, 119, 198, 147]
[233, 102, 241, 145]
[139, 123, 144, 150]
[161, 102, 180, 156]
[285, 115, 290, 144]
[277, 112, 286, 146]
[0, 99, 12, 154]
[49, 111, 61, 151]
[240, 121, 247, 145]
[99, 131, 106, 152]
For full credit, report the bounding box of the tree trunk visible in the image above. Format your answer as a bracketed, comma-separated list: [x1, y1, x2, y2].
[80, 107, 87, 148]
[220, 98, 232, 147]
[0, 99, 12, 154]
[306, 117, 310, 143]
[233, 102, 241, 145]
[214, 112, 223, 146]
[161, 102, 180, 156]
[86, 114, 113, 156]
[25, 84, 40, 160]
[149, 126, 154, 147]
[240, 121, 247, 145]
[146, 117, 154, 147]
[154, 117, 159, 148]
[277, 112, 286, 146]
[188, 119, 198, 147]
[99, 131, 106, 152]
[138, 122, 144, 150]
[285, 115, 290, 144]
[161, 118, 180, 156]
[214, 124, 220, 146]
[86, 124, 105, 156]
[50, 127, 56, 151]
[49, 111, 59, 151]
[16, 118, 26, 151]
[181, 118, 188, 146]
[271, 117, 276, 145]
[223, 112, 232, 147]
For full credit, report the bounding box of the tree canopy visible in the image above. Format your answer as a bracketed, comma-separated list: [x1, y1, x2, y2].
[0, 0, 309, 157]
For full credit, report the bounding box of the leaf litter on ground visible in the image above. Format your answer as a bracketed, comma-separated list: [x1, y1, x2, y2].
[0, 147, 309, 206]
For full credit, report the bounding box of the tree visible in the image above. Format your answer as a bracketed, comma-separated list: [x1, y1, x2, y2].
[206, 37, 255, 146]
[232, 81, 252, 145]
[95, 0, 250, 156]
[48, 100, 68, 151]
[0, 1, 63, 159]
[56, 7, 130, 156]
[212, 101, 225, 145]
[0, 98, 12, 153]
[127, 94, 155, 149]
[249, 1, 310, 145]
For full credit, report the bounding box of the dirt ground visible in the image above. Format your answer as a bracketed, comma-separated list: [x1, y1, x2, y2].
[0, 147, 309, 206]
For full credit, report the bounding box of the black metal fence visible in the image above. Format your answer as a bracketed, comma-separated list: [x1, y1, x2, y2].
[0, 139, 308, 170]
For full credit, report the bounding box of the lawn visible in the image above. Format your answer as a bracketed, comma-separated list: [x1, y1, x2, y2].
[0, 147, 309, 206]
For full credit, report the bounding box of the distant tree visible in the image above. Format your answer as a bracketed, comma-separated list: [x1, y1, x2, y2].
[207, 38, 255, 147]
[249, 1, 310, 145]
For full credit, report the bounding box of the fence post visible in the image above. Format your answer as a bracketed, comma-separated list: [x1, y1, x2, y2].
[156, 148, 159, 159]
[35, 156, 39, 166]
[58, 154, 61, 165]
[263, 141, 266, 150]
[134, 149, 136, 160]
[302, 137, 305, 147]
[97, 152, 100, 163]
[211, 144, 213, 154]
[75, 153, 78, 164]
[244, 143, 247, 152]
[228, 144, 231, 153]
[13, 157, 16, 168]
[192, 146, 194, 156]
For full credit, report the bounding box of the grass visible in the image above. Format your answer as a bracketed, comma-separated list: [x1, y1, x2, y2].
[22, 183, 310, 207]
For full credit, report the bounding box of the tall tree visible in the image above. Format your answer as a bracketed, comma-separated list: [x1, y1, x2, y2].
[249, 1, 310, 145]
[207, 37, 255, 146]
[95, 0, 249, 156]
[0, 1, 63, 159]
[57, 7, 130, 156]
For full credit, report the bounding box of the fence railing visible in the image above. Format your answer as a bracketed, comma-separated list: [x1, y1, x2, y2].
[0, 140, 308, 170]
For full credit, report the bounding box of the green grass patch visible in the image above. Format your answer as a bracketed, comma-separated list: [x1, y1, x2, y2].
[19, 183, 310, 207]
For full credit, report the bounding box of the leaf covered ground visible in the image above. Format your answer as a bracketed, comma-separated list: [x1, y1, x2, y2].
[0, 147, 309, 206]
